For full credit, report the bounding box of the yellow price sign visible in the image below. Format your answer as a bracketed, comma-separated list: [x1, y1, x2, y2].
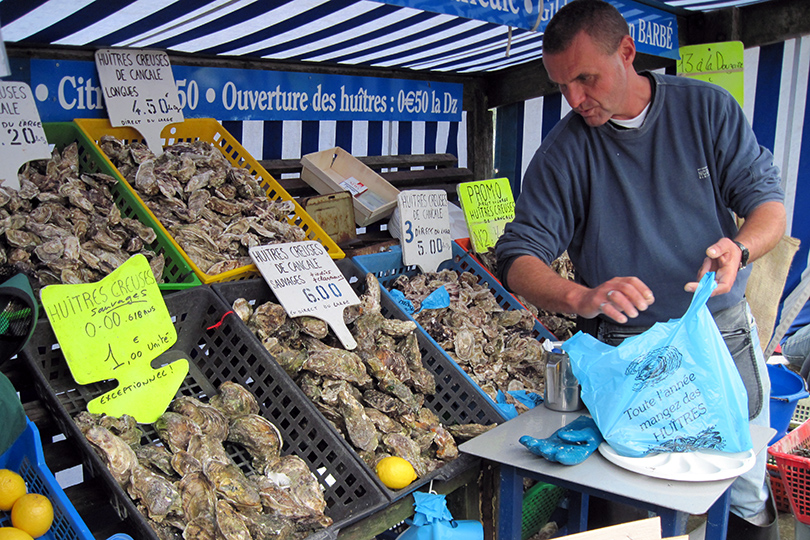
[40, 254, 188, 423]
[677, 41, 744, 107]
[456, 177, 515, 253]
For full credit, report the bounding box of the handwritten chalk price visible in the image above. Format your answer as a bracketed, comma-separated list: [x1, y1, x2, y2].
[0, 81, 51, 190]
[250, 241, 360, 350]
[40, 254, 188, 423]
[397, 190, 452, 273]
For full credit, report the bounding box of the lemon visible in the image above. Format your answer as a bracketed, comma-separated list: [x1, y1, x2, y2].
[376, 456, 418, 489]
[11, 493, 53, 538]
[0, 528, 35, 540]
[0, 470, 27, 512]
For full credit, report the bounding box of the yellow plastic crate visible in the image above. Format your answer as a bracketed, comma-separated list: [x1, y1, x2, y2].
[73, 118, 344, 284]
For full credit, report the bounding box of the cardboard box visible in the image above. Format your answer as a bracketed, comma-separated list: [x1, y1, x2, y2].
[300, 147, 399, 227]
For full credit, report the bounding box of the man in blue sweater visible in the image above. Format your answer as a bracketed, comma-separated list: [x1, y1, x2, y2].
[495, 0, 786, 537]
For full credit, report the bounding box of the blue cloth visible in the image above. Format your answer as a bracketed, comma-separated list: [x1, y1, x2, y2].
[495, 390, 543, 420]
[520, 415, 604, 465]
[389, 286, 451, 316]
[398, 491, 484, 540]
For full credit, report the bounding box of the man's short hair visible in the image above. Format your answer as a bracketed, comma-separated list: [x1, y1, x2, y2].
[543, 0, 630, 56]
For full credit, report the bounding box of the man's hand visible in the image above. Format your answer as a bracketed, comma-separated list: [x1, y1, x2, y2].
[684, 237, 741, 296]
[506, 256, 654, 325]
[576, 277, 655, 324]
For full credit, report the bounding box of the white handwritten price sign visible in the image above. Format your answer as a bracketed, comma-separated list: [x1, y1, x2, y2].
[397, 190, 452, 273]
[250, 241, 361, 350]
[0, 81, 51, 191]
[677, 41, 744, 106]
[95, 48, 184, 156]
[456, 177, 515, 254]
[40, 254, 188, 423]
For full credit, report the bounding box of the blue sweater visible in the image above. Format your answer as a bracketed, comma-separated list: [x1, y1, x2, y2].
[496, 72, 784, 326]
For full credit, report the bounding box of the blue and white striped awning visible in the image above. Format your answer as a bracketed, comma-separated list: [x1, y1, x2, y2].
[0, 0, 778, 74]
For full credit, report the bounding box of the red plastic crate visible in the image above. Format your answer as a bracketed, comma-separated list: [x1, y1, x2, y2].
[770, 418, 810, 523]
[768, 462, 790, 513]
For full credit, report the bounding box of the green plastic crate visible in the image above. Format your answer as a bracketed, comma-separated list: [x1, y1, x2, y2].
[43, 123, 201, 291]
[791, 397, 810, 429]
[521, 482, 566, 540]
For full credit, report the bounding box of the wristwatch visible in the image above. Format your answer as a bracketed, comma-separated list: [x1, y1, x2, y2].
[733, 240, 750, 270]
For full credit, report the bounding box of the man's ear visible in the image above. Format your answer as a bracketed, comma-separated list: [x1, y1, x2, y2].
[618, 35, 636, 66]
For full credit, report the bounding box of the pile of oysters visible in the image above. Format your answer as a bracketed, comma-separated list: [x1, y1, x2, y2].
[476, 249, 577, 340]
[0, 143, 166, 291]
[99, 136, 308, 276]
[233, 273, 495, 479]
[390, 269, 550, 414]
[75, 381, 330, 540]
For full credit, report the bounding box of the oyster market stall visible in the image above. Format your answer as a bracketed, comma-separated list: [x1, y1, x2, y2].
[0, 0, 809, 539]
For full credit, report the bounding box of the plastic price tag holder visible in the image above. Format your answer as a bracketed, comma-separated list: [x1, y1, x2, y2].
[95, 48, 184, 156]
[250, 241, 361, 350]
[397, 190, 452, 273]
[456, 177, 515, 254]
[40, 254, 188, 423]
[0, 81, 51, 190]
[678, 41, 744, 107]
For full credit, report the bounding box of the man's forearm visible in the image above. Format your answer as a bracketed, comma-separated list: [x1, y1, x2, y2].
[736, 201, 787, 263]
[506, 255, 586, 315]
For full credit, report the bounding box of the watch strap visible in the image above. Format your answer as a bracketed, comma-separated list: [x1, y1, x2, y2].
[733, 240, 749, 269]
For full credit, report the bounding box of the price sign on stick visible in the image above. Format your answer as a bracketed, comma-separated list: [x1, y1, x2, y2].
[397, 190, 452, 273]
[95, 48, 184, 156]
[40, 254, 188, 423]
[0, 81, 51, 190]
[250, 241, 361, 350]
[456, 178, 515, 254]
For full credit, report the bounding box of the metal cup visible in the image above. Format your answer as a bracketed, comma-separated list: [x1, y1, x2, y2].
[544, 348, 584, 412]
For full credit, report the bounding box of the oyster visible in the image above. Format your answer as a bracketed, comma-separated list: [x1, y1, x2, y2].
[215, 499, 253, 540]
[179, 471, 217, 522]
[209, 381, 260, 419]
[155, 412, 202, 454]
[83, 425, 138, 486]
[127, 465, 183, 522]
[203, 460, 262, 511]
[226, 414, 283, 471]
[171, 396, 229, 442]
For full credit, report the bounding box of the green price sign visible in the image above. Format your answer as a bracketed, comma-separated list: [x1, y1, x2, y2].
[456, 177, 515, 253]
[677, 41, 744, 107]
[41, 254, 188, 423]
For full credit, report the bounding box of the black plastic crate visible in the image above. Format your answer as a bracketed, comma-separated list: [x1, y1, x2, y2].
[212, 258, 499, 501]
[20, 285, 388, 539]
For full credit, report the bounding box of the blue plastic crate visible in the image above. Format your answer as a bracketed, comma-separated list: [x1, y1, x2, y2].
[352, 244, 557, 421]
[0, 419, 95, 540]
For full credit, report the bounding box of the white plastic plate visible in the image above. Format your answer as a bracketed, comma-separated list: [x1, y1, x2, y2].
[598, 443, 756, 482]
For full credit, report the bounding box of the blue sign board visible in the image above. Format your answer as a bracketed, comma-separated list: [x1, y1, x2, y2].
[379, 0, 679, 59]
[23, 59, 463, 123]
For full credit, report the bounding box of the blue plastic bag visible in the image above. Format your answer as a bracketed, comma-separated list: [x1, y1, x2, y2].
[563, 273, 753, 458]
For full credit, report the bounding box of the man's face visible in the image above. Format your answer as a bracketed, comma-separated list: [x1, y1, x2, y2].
[543, 31, 632, 127]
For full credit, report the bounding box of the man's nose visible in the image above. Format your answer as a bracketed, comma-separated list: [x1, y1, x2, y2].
[564, 85, 585, 109]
